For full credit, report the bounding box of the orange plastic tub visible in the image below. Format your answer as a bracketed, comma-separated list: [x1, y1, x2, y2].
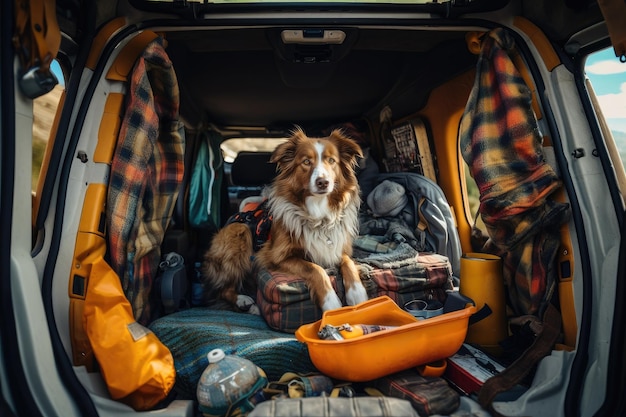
[295, 296, 476, 382]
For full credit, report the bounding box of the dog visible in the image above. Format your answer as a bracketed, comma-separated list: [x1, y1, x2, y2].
[201, 127, 369, 312]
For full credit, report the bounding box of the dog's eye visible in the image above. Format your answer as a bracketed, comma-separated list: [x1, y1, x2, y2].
[328, 157, 336, 164]
[303, 159, 311, 166]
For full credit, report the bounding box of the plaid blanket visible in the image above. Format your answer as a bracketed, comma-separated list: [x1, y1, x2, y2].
[459, 28, 570, 316]
[107, 38, 184, 325]
[257, 268, 345, 333]
[356, 218, 419, 254]
[359, 254, 452, 308]
[257, 251, 453, 333]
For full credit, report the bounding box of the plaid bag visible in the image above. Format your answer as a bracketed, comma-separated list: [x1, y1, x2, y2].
[370, 369, 459, 416]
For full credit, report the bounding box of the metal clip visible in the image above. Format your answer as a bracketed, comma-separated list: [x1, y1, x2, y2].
[317, 324, 344, 340]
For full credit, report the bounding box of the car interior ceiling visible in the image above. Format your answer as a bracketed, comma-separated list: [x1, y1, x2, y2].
[163, 28, 478, 131]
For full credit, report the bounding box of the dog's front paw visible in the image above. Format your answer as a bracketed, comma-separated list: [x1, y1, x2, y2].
[345, 282, 368, 306]
[236, 294, 260, 315]
[320, 292, 343, 311]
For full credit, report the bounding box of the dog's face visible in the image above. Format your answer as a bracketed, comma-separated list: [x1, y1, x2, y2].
[270, 127, 363, 201]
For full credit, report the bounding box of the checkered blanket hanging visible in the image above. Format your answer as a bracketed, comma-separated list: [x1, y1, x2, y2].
[107, 37, 185, 325]
[459, 28, 570, 316]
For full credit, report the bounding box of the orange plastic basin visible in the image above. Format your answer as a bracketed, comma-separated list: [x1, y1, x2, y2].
[295, 296, 476, 382]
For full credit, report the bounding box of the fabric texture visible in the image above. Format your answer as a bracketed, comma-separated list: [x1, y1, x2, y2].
[248, 397, 420, 417]
[107, 37, 184, 325]
[188, 130, 224, 231]
[149, 308, 317, 399]
[458, 28, 570, 316]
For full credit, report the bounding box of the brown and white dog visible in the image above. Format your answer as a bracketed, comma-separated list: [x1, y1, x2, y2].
[255, 127, 368, 311]
[200, 127, 368, 312]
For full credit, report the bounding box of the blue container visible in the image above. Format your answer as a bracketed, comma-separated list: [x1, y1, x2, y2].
[196, 349, 268, 416]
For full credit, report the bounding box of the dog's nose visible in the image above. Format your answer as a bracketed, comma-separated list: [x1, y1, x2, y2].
[316, 177, 329, 190]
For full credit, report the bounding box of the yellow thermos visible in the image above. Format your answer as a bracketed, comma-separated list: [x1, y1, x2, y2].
[459, 253, 508, 356]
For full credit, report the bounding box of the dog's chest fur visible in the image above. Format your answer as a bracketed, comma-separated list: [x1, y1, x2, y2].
[268, 192, 359, 268]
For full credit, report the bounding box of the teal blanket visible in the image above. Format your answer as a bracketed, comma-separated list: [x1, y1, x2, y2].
[149, 308, 317, 399]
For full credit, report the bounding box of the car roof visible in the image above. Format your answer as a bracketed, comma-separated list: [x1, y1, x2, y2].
[56, 0, 609, 130]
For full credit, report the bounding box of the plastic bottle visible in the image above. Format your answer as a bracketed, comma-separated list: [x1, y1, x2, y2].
[196, 349, 268, 416]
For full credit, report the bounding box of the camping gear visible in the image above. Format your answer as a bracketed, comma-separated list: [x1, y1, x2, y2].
[459, 253, 508, 356]
[197, 349, 268, 417]
[248, 396, 420, 417]
[369, 369, 460, 416]
[295, 296, 475, 381]
[83, 258, 175, 411]
[363, 172, 462, 277]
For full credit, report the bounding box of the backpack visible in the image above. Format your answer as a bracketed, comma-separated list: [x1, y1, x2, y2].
[372, 172, 462, 277]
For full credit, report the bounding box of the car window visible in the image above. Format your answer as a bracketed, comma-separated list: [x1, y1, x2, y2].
[221, 137, 286, 163]
[585, 47, 626, 199]
[32, 60, 65, 192]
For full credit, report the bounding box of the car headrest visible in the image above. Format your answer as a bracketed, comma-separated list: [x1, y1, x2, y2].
[231, 151, 277, 187]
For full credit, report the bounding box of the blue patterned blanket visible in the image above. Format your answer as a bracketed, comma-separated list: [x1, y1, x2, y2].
[149, 308, 317, 399]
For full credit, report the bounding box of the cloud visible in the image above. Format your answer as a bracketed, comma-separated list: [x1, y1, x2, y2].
[586, 60, 626, 75]
[597, 82, 626, 120]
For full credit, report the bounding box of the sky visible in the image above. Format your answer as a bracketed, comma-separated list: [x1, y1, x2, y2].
[51, 60, 64, 87]
[585, 47, 626, 134]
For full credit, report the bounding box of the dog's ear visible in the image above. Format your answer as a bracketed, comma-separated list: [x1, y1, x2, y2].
[329, 129, 364, 168]
[270, 127, 307, 169]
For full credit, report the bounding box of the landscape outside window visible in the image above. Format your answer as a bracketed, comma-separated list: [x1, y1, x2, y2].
[586, 47, 626, 171]
[32, 60, 64, 191]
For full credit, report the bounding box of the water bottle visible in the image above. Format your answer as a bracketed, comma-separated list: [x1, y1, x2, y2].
[196, 349, 268, 416]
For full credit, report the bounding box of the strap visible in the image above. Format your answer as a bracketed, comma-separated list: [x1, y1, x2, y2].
[416, 196, 429, 233]
[468, 303, 493, 326]
[266, 373, 334, 398]
[13, 0, 61, 98]
[477, 303, 561, 416]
